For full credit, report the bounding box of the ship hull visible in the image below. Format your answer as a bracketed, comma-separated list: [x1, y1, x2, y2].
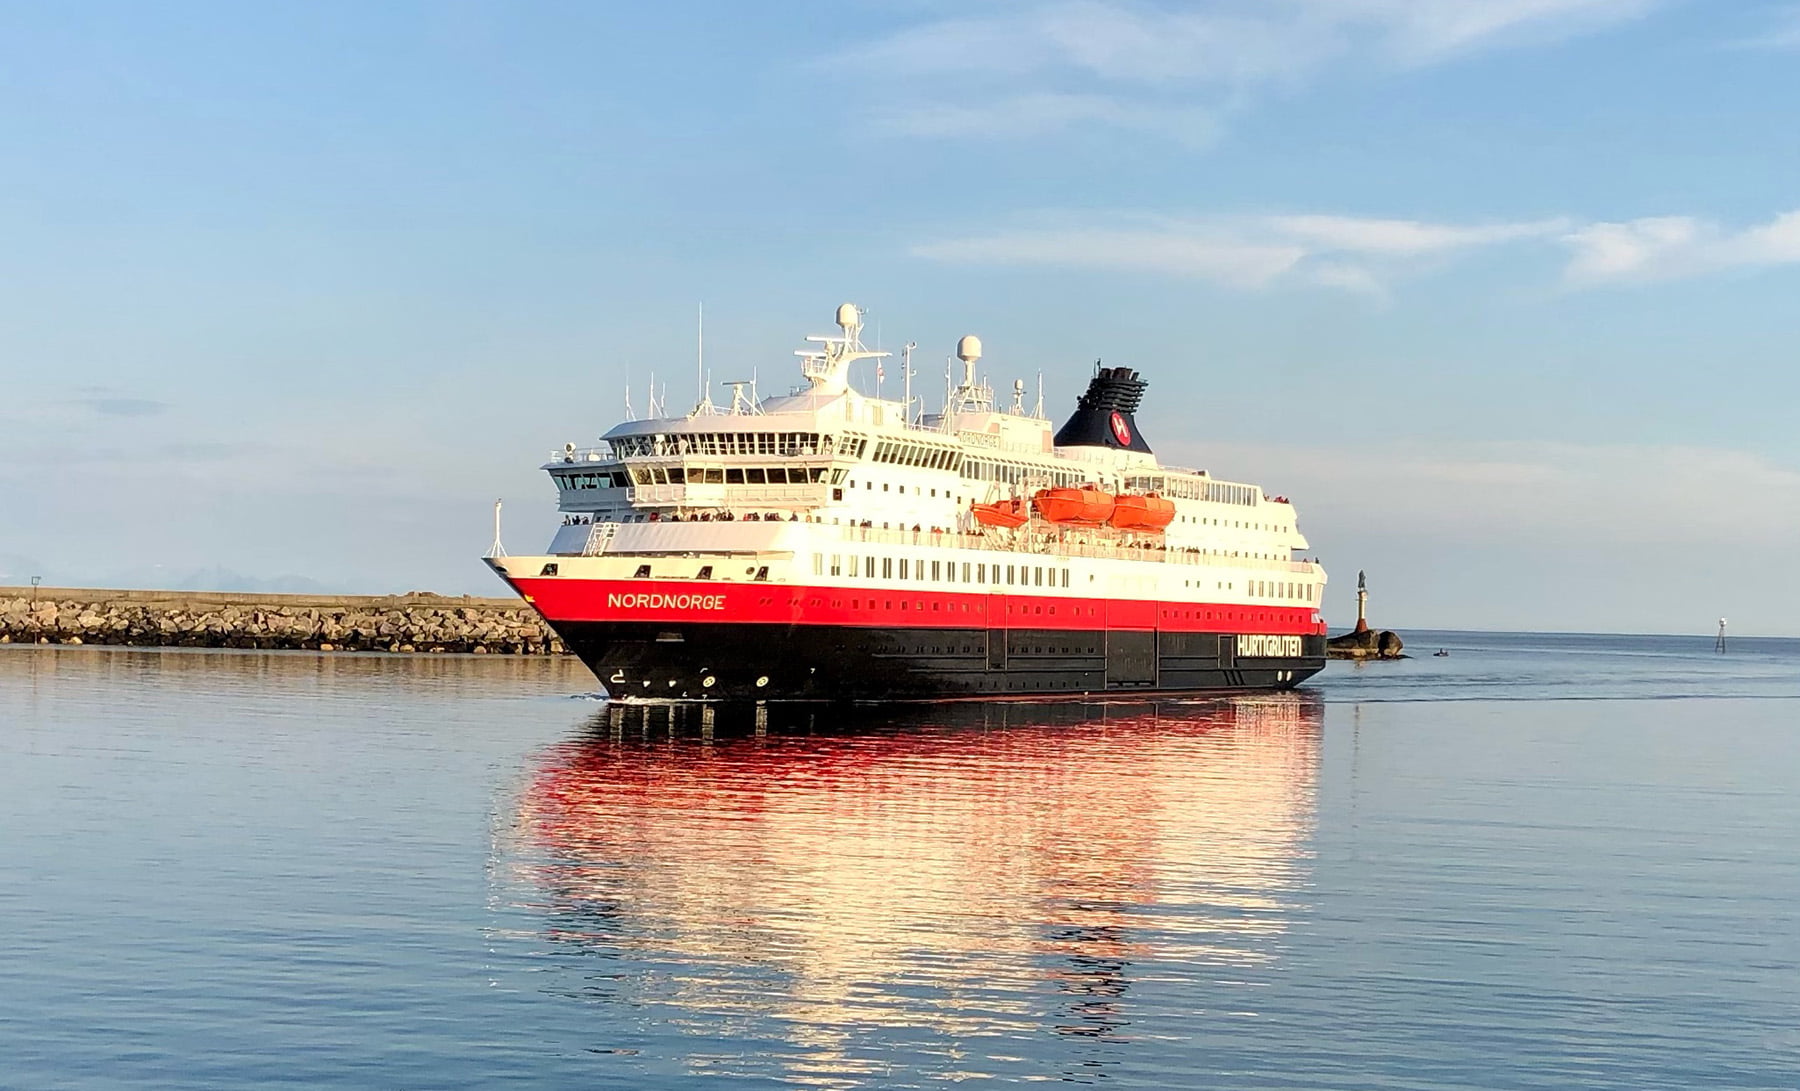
[551, 618, 1326, 702]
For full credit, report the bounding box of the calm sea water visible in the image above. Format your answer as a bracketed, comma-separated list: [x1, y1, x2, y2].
[2, 633, 1797, 1089]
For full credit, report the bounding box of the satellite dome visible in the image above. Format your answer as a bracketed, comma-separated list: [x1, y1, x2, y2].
[957, 335, 982, 363]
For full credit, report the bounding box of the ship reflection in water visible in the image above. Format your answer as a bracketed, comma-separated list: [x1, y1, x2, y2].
[497, 694, 1322, 1083]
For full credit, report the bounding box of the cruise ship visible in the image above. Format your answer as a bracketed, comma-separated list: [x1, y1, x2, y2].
[486, 304, 1328, 700]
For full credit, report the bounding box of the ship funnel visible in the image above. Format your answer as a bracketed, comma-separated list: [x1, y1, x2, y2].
[1053, 364, 1152, 453]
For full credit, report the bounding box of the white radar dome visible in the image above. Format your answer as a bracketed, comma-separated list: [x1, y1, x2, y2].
[835, 302, 859, 330]
[957, 335, 982, 363]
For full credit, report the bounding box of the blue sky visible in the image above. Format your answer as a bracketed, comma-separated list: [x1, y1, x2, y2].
[2, 0, 1798, 634]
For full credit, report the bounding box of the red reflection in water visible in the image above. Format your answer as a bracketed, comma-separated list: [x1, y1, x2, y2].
[501, 695, 1322, 1073]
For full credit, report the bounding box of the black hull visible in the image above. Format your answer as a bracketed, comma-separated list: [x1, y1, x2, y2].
[549, 620, 1327, 701]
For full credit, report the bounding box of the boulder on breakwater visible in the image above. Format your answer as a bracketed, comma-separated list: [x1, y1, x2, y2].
[0, 586, 562, 655]
[1326, 627, 1405, 660]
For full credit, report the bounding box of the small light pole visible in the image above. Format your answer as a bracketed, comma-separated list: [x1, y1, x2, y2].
[29, 575, 41, 604]
[489, 499, 507, 559]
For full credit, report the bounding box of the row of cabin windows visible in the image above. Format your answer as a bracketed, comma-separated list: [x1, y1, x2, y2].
[609, 432, 854, 458]
[962, 459, 1085, 488]
[615, 563, 769, 581]
[631, 465, 847, 486]
[871, 440, 961, 471]
[813, 553, 1072, 589]
[557, 466, 846, 488]
[1249, 579, 1316, 603]
[1124, 475, 1258, 506]
[606, 559, 1308, 607]
[847, 479, 964, 500]
[1173, 515, 1286, 532]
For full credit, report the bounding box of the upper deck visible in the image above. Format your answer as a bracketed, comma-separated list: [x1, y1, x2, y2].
[538, 303, 1311, 558]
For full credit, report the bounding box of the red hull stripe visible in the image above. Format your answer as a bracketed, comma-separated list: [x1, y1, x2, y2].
[512, 578, 1324, 636]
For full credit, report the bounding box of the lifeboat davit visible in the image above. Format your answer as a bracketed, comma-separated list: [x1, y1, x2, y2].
[972, 499, 1029, 528]
[1109, 493, 1176, 531]
[1032, 485, 1115, 525]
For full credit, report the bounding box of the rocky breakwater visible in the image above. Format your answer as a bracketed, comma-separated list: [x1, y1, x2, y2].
[0, 586, 562, 655]
[1326, 627, 1405, 660]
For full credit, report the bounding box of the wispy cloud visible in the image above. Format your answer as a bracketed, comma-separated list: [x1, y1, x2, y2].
[1268, 214, 1570, 256]
[1729, 3, 1800, 49]
[1563, 209, 1800, 283]
[847, 0, 1657, 139]
[916, 204, 1800, 293]
[915, 224, 1305, 286]
[913, 212, 1567, 293]
[78, 396, 170, 417]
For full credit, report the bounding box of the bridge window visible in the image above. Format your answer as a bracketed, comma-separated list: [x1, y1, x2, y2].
[633, 564, 651, 578]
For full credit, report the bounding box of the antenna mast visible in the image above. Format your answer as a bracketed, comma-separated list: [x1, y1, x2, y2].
[902, 342, 915, 423]
[693, 303, 717, 414]
[944, 354, 953, 425]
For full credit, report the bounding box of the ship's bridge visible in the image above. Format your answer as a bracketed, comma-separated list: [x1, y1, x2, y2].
[550, 411, 862, 517]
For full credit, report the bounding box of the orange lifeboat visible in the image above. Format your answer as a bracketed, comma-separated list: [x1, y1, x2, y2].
[1032, 485, 1115, 525]
[1110, 492, 1176, 531]
[972, 499, 1028, 528]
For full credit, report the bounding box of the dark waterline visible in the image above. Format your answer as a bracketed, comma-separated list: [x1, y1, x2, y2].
[2, 636, 1797, 1088]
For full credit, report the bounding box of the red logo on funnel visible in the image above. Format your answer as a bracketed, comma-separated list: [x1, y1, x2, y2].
[1109, 411, 1132, 445]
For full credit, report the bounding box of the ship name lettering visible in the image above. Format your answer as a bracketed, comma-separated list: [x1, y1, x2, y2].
[1236, 634, 1303, 658]
[607, 592, 726, 611]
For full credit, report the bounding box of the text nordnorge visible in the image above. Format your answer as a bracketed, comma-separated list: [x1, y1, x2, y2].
[1237, 634, 1305, 658]
[607, 592, 727, 611]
